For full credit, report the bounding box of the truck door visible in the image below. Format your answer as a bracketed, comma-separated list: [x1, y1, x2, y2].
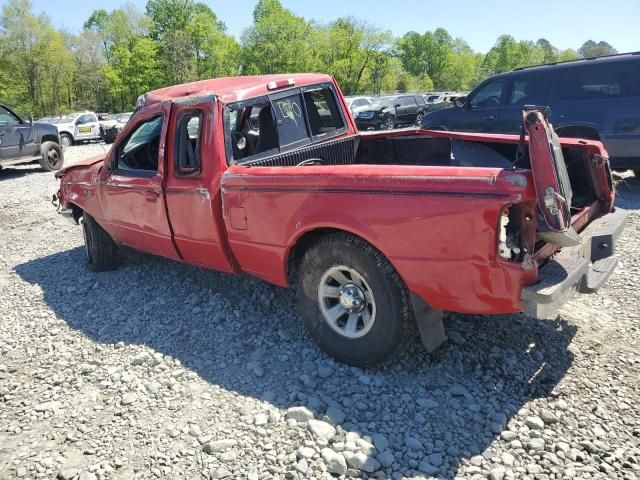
[497, 72, 547, 134]
[164, 96, 236, 272]
[74, 113, 100, 142]
[453, 78, 505, 132]
[97, 101, 179, 259]
[0, 105, 36, 159]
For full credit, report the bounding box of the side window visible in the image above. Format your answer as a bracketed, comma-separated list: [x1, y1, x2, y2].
[556, 62, 640, 101]
[76, 114, 93, 125]
[273, 93, 309, 147]
[303, 88, 345, 137]
[469, 79, 505, 108]
[175, 112, 201, 176]
[508, 74, 545, 105]
[116, 115, 163, 173]
[0, 106, 20, 126]
[415, 95, 426, 105]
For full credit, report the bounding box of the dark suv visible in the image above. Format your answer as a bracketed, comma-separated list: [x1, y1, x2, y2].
[423, 52, 640, 172]
[355, 94, 427, 130]
[0, 104, 63, 171]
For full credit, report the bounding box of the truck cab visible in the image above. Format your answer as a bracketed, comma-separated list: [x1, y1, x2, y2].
[54, 74, 627, 366]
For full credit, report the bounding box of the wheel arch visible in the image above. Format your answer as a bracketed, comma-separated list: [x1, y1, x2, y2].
[40, 134, 60, 144]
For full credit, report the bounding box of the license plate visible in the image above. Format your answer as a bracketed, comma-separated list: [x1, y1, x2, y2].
[79, 126, 93, 133]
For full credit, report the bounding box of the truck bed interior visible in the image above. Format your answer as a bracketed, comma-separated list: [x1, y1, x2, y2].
[239, 131, 599, 209]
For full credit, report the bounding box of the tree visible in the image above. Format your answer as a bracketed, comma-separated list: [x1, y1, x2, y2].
[241, 0, 316, 74]
[396, 28, 455, 88]
[578, 40, 617, 58]
[536, 38, 557, 63]
[315, 18, 392, 95]
[482, 35, 545, 75]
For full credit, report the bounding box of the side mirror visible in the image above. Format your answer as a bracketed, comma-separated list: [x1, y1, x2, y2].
[454, 96, 467, 108]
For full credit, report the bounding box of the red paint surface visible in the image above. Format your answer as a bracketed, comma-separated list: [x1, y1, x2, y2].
[56, 75, 615, 316]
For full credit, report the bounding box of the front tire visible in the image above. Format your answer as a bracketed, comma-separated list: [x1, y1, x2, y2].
[82, 214, 119, 272]
[60, 133, 73, 148]
[296, 233, 413, 366]
[39, 141, 64, 171]
[381, 116, 395, 130]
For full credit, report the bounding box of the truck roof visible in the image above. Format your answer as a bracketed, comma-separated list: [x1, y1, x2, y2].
[143, 73, 334, 106]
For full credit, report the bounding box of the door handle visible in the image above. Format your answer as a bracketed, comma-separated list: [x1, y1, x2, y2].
[484, 115, 496, 121]
[145, 191, 159, 202]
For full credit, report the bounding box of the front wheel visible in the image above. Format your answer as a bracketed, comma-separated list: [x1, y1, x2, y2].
[381, 116, 395, 130]
[296, 233, 413, 366]
[59, 133, 73, 148]
[82, 214, 119, 272]
[39, 141, 63, 171]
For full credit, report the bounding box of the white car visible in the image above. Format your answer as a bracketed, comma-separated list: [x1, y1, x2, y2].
[344, 96, 374, 117]
[53, 112, 102, 147]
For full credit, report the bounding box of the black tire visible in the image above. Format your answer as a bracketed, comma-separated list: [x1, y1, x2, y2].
[38, 141, 64, 171]
[633, 170, 640, 178]
[415, 113, 424, 126]
[381, 116, 395, 130]
[82, 214, 119, 272]
[296, 233, 413, 367]
[60, 133, 73, 148]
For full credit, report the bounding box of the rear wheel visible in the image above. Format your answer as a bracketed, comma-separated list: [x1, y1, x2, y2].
[38, 141, 63, 171]
[415, 113, 424, 126]
[296, 233, 413, 366]
[82, 214, 119, 272]
[634, 170, 640, 178]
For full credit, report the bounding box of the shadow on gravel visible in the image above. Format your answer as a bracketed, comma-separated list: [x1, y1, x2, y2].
[0, 161, 42, 180]
[16, 246, 578, 477]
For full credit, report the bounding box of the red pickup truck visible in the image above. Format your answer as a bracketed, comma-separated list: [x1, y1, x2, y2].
[54, 74, 627, 366]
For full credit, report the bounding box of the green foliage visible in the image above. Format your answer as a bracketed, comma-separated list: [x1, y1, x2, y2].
[0, 1, 621, 115]
[241, 0, 316, 75]
[578, 40, 617, 58]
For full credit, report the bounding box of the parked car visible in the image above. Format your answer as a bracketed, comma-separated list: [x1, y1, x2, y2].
[101, 112, 132, 144]
[54, 73, 626, 366]
[344, 96, 374, 117]
[355, 94, 427, 130]
[0, 103, 63, 171]
[53, 111, 102, 147]
[423, 52, 640, 173]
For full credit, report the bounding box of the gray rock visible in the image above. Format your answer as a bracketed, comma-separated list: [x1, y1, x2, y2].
[449, 384, 469, 396]
[404, 436, 424, 450]
[540, 409, 559, 424]
[526, 438, 546, 451]
[418, 461, 439, 475]
[500, 452, 515, 466]
[317, 364, 333, 378]
[219, 451, 237, 463]
[525, 416, 544, 430]
[297, 446, 315, 459]
[203, 439, 238, 454]
[343, 451, 381, 473]
[120, 393, 138, 406]
[210, 467, 233, 479]
[254, 413, 268, 426]
[34, 401, 62, 412]
[500, 431, 517, 441]
[372, 433, 390, 452]
[377, 451, 395, 468]
[308, 419, 336, 440]
[416, 398, 439, 409]
[321, 448, 347, 476]
[324, 406, 346, 425]
[78, 472, 96, 480]
[488, 467, 506, 480]
[286, 406, 314, 423]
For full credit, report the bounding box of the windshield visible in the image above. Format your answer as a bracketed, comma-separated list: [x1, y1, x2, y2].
[54, 115, 77, 124]
[370, 97, 396, 109]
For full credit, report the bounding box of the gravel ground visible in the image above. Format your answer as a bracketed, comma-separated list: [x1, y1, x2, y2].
[0, 145, 639, 480]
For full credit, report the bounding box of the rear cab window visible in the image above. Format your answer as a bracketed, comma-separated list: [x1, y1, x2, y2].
[224, 82, 347, 164]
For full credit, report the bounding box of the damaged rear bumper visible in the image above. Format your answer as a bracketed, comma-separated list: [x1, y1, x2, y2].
[521, 207, 628, 319]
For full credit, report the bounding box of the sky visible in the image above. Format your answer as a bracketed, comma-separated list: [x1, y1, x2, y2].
[14, 0, 640, 54]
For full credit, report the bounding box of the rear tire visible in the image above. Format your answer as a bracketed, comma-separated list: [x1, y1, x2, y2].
[415, 113, 424, 126]
[38, 141, 63, 171]
[296, 233, 413, 367]
[82, 214, 119, 272]
[633, 169, 640, 178]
